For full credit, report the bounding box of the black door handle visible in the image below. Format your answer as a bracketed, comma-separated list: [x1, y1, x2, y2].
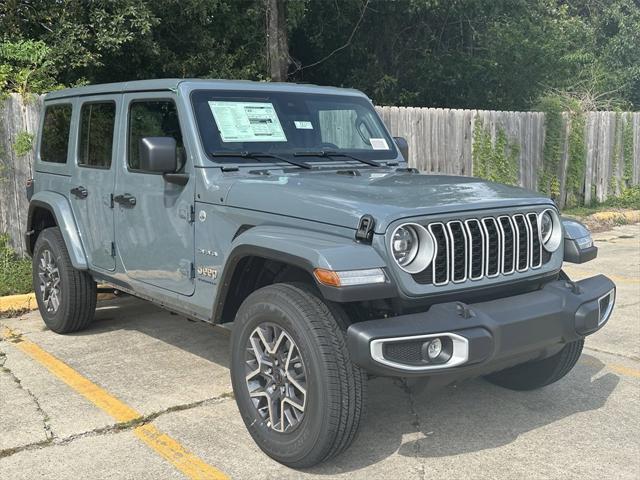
[113, 193, 137, 207]
[70, 186, 88, 199]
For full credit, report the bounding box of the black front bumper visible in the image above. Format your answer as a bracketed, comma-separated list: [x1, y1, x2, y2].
[347, 275, 615, 377]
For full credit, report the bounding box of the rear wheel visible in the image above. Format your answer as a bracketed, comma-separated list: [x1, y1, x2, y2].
[32, 227, 97, 334]
[230, 283, 366, 468]
[484, 339, 584, 391]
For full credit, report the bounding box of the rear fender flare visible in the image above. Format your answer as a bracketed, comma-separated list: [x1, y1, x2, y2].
[27, 191, 88, 270]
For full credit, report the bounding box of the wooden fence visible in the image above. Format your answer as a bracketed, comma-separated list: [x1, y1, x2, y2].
[0, 93, 638, 254]
[0, 95, 41, 256]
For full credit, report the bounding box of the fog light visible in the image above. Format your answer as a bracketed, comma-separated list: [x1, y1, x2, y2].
[426, 338, 442, 359]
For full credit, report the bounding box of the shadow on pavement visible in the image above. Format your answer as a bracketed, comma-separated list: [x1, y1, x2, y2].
[78, 297, 620, 474]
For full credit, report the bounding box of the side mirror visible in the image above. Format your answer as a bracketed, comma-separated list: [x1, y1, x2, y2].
[394, 136, 409, 161]
[139, 137, 177, 173]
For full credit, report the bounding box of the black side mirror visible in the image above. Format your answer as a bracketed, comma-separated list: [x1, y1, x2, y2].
[139, 137, 177, 173]
[393, 136, 409, 161]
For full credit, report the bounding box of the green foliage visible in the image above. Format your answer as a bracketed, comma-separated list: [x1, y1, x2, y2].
[0, 39, 61, 95]
[0, 234, 32, 296]
[537, 95, 564, 199]
[565, 109, 587, 206]
[1, 1, 637, 108]
[622, 117, 634, 187]
[13, 131, 34, 156]
[472, 121, 519, 186]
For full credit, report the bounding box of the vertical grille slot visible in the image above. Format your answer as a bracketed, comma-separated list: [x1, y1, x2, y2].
[482, 218, 500, 277]
[429, 223, 449, 285]
[513, 214, 530, 271]
[527, 213, 542, 268]
[465, 219, 484, 280]
[498, 216, 516, 274]
[447, 221, 467, 283]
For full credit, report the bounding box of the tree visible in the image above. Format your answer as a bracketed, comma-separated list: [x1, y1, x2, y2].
[265, 0, 289, 81]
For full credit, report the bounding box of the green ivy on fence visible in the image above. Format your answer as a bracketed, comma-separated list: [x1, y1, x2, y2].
[472, 120, 519, 186]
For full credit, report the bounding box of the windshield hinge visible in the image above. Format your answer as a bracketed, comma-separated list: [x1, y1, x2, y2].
[189, 205, 195, 223]
[109, 193, 114, 208]
[355, 215, 375, 243]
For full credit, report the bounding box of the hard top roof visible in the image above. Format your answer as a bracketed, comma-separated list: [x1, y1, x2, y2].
[44, 78, 368, 100]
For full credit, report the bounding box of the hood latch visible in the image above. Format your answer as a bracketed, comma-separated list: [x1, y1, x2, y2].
[355, 215, 375, 243]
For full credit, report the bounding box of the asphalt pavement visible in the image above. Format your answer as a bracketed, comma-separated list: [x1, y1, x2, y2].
[1, 224, 638, 480]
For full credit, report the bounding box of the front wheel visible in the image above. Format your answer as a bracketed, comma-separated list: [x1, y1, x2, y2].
[230, 283, 366, 468]
[484, 339, 584, 391]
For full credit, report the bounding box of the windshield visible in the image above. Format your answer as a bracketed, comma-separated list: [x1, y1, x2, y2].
[191, 89, 398, 162]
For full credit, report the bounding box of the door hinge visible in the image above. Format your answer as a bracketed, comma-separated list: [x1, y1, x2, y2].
[110, 242, 116, 257]
[109, 193, 114, 209]
[189, 205, 195, 223]
[190, 262, 196, 279]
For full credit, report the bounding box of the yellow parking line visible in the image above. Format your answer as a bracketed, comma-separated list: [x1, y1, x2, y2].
[0, 326, 228, 480]
[606, 363, 640, 379]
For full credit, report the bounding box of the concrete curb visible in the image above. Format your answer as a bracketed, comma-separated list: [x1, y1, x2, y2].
[0, 293, 37, 313]
[0, 291, 117, 314]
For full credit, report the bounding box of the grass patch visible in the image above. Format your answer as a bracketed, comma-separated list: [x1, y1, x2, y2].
[0, 234, 32, 296]
[563, 185, 640, 217]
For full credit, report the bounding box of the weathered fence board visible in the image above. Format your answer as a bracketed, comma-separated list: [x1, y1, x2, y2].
[1, 94, 41, 256]
[0, 93, 638, 254]
[376, 106, 639, 204]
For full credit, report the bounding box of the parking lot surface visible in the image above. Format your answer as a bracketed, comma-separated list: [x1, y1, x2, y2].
[1, 224, 639, 480]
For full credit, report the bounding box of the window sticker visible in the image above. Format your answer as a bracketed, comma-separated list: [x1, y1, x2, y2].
[294, 120, 314, 130]
[209, 101, 287, 142]
[370, 138, 389, 150]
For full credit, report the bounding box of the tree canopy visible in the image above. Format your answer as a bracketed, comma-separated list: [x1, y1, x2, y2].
[1, 0, 638, 110]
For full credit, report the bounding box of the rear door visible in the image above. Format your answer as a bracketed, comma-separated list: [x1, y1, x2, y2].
[69, 96, 119, 271]
[114, 92, 195, 295]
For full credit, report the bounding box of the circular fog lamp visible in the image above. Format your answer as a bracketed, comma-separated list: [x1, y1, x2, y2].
[426, 338, 442, 360]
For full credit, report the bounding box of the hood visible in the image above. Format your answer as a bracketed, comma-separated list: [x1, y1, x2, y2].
[224, 169, 553, 233]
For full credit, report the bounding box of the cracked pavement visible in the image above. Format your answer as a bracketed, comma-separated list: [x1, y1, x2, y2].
[1, 224, 639, 479]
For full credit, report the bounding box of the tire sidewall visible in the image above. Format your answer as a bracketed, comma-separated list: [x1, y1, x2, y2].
[230, 288, 332, 464]
[32, 229, 72, 332]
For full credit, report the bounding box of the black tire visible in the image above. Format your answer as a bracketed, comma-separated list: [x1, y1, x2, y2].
[32, 227, 97, 334]
[230, 283, 367, 468]
[484, 339, 584, 391]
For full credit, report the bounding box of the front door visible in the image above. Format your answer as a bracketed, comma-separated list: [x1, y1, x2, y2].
[70, 96, 118, 271]
[114, 93, 195, 295]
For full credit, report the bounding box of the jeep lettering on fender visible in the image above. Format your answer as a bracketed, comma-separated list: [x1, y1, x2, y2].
[26, 79, 615, 468]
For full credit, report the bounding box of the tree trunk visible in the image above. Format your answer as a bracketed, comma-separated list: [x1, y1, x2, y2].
[266, 0, 289, 81]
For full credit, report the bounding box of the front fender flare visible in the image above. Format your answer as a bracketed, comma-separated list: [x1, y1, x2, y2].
[213, 226, 396, 321]
[27, 191, 88, 270]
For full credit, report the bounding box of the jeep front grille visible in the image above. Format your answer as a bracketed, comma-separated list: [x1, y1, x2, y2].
[413, 212, 544, 286]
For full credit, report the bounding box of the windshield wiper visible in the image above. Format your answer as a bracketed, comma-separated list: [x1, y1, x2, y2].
[210, 151, 312, 169]
[294, 150, 383, 167]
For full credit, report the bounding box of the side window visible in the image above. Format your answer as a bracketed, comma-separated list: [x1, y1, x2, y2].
[78, 102, 116, 168]
[128, 100, 184, 171]
[41, 104, 72, 163]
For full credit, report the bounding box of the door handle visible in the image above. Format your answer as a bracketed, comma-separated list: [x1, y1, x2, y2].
[70, 186, 88, 199]
[113, 193, 137, 207]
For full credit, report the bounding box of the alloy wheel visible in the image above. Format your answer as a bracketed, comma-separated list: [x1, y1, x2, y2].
[244, 323, 307, 432]
[38, 249, 61, 313]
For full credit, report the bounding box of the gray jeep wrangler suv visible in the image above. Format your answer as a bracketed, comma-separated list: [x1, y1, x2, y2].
[26, 79, 615, 468]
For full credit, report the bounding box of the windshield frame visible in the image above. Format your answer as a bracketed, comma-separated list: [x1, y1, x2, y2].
[189, 89, 399, 164]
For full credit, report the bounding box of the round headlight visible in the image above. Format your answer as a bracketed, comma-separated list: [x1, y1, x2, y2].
[390, 223, 435, 274]
[392, 225, 419, 267]
[539, 208, 562, 252]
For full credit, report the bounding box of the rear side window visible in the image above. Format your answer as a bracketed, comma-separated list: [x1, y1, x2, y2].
[78, 102, 116, 168]
[41, 104, 72, 163]
[128, 100, 184, 170]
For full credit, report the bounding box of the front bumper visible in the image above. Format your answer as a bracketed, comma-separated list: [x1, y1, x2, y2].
[347, 274, 615, 377]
